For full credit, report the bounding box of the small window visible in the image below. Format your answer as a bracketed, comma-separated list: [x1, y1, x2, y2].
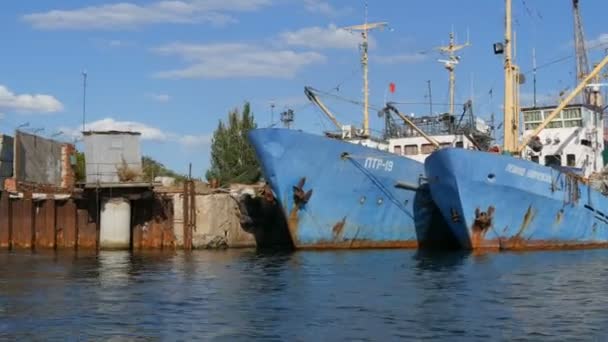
[421, 144, 435, 154]
[403, 144, 419, 155]
[455, 141, 464, 148]
[564, 120, 583, 128]
[531, 155, 539, 163]
[567, 154, 576, 167]
[547, 120, 563, 128]
[393, 145, 402, 155]
[581, 139, 591, 147]
[563, 108, 581, 119]
[440, 142, 451, 148]
[545, 155, 561, 167]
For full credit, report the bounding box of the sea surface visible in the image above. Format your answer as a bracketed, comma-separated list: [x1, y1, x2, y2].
[1, 248, 608, 341]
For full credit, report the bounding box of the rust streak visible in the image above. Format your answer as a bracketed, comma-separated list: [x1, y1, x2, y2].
[332, 217, 346, 238]
[468, 239, 608, 252]
[515, 205, 535, 238]
[471, 206, 494, 249]
[287, 206, 300, 246]
[553, 209, 564, 227]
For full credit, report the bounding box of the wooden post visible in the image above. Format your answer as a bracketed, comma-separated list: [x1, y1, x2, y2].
[183, 181, 192, 250]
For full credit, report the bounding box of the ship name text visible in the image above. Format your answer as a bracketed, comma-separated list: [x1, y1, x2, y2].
[505, 163, 552, 183]
[364, 157, 394, 172]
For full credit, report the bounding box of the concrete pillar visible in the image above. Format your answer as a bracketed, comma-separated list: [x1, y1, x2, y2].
[100, 197, 131, 249]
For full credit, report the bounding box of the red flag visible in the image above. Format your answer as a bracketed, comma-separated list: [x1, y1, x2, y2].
[389, 82, 396, 93]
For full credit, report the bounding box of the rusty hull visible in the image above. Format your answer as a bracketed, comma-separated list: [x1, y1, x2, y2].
[467, 204, 608, 252]
[286, 205, 418, 250]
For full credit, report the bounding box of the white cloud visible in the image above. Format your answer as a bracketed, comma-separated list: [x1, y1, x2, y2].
[587, 33, 608, 48]
[23, 0, 273, 30]
[373, 53, 427, 64]
[279, 24, 368, 49]
[68, 118, 169, 141]
[153, 42, 325, 79]
[108, 39, 131, 47]
[147, 93, 171, 102]
[179, 134, 211, 147]
[0, 85, 63, 113]
[62, 117, 211, 147]
[270, 95, 309, 109]
[303, 0, 350, 17]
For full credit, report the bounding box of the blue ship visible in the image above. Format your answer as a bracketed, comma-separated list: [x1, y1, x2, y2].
[423, 0, 608, 251]
[248, 128, 454, 249]
[425, 148, 608, 251]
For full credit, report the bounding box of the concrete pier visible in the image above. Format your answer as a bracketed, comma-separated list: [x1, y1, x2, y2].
[100, 198, 131, 249]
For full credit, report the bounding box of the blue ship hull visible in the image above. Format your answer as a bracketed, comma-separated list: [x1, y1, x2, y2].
[425, 148, 608, 250]
[248, 128, 453, 249]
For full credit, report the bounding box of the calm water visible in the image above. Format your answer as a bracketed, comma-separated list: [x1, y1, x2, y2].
[1, 248, 608, 341]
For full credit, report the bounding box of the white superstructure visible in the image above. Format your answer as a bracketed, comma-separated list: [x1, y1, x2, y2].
[522, 104, 604, 177]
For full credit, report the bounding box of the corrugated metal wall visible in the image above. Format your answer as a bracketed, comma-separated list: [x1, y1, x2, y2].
[0, 135, 14, 190]
[14, 131, 62, 186]
[84, 132, 142, 183]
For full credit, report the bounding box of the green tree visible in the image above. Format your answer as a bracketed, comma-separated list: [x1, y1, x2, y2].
[205, 102, 260, 185]
[142, 156, 187, 183]
[74, 151, 86, 182]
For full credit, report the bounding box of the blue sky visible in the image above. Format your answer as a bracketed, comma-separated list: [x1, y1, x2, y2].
[1, 0, 607, 176]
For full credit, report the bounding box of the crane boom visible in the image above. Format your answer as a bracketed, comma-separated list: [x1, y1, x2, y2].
[304, 87, 342, 130]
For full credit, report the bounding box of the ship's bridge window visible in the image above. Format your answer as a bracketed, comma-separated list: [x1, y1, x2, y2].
[531, 155, 539, 163]
[547, 120, 564, 128]
[545, 155, 562, 167]
[455, 141, 464, 148]
[523, 110, 542, 122]
[393, 145, 402, 155]
[563, 108, 581, 119]
[403, 144, 418, 155]
[567, 154, 576, 167]
[421, 144, 435, 154]
[440, 142, 451, 148]
[581, 139, 591, 147]
[525, 123, 540, 130]
[564, 120, 583, 128]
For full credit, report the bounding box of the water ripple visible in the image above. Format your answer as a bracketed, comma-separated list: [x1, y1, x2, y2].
[2, 249, 608, 340]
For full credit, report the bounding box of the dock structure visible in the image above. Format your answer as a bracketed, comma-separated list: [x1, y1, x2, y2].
[0, 130, 258, 251]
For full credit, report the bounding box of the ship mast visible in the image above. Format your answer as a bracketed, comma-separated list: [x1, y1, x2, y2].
[503, 0, 520, 153]
[573, 0, 592, 105]
[437, 31, 470, 115]
[342, 7, 387, 138]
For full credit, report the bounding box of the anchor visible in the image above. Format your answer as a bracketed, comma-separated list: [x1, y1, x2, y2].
[293, 177, 313, 209]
